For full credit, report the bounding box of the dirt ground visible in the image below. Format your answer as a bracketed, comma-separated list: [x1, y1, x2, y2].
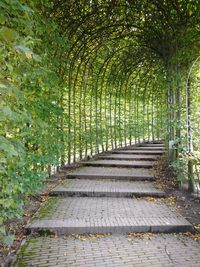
[153, 156, 200, 226]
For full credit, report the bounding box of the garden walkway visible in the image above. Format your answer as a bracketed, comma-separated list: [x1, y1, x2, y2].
[13, 142, 200, 266]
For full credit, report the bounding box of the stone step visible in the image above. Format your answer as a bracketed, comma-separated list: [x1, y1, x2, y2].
[50, 179, 165, 198]
[98, 154, 157, 161]
[117, 144, 165, 150]
[13, 234, 200, 267]
[81, 160, 154, 168]
[121, 146, 165, 151]
[146, 141, 164, 144]
[67, 167, 155, 181]
[28, 197, 192, 234]
[111, 150, 164, 155]
[141, 143, 165, 147]
[139, 146, 164, 150]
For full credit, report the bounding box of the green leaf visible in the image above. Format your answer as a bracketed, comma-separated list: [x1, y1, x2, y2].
[19, 4, 33, 13]
[0, 225, 5, 234]
[0, 106, 14, 121]
[0, 137, 19, 157]
[32, 54, 42, 62]
[0, 14, 6, 24]
[0, 27, 18, 43]
[0, 83, 7, 89]
[0, 2, 7, 8]
[6, 63, 14, 72]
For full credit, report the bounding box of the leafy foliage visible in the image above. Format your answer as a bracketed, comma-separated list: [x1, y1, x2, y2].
[0, 0, 67, 238]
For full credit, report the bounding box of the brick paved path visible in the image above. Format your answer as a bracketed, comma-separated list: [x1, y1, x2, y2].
[50, 179, 165, 197]
[111, 150, 164, 154]
[14, 234, 200, 267]
[81, 159, 154, 168]
[99, 154, 158, 160]
[13, 142, 200, 266]
[67, 166, 154, 180]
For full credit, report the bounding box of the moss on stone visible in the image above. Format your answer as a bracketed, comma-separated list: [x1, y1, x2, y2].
[36, 197, 58, 219]
[13, 238, 35, 266]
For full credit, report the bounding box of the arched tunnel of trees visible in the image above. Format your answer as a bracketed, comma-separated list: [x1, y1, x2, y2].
[1, 1, 200, 230]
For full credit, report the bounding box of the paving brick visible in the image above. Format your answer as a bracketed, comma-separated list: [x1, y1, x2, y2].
[99, 154, 158, 160]
[28, 197, 192, 234]
[67, 166, 154, 180]
[140, 144, 165, 147]
[13, 234, 200, 267]
[111, 150, 164, 154]
[50, 179, 165, 197]
[121, 146, 165, 150]
[81, 159, 154, 168]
